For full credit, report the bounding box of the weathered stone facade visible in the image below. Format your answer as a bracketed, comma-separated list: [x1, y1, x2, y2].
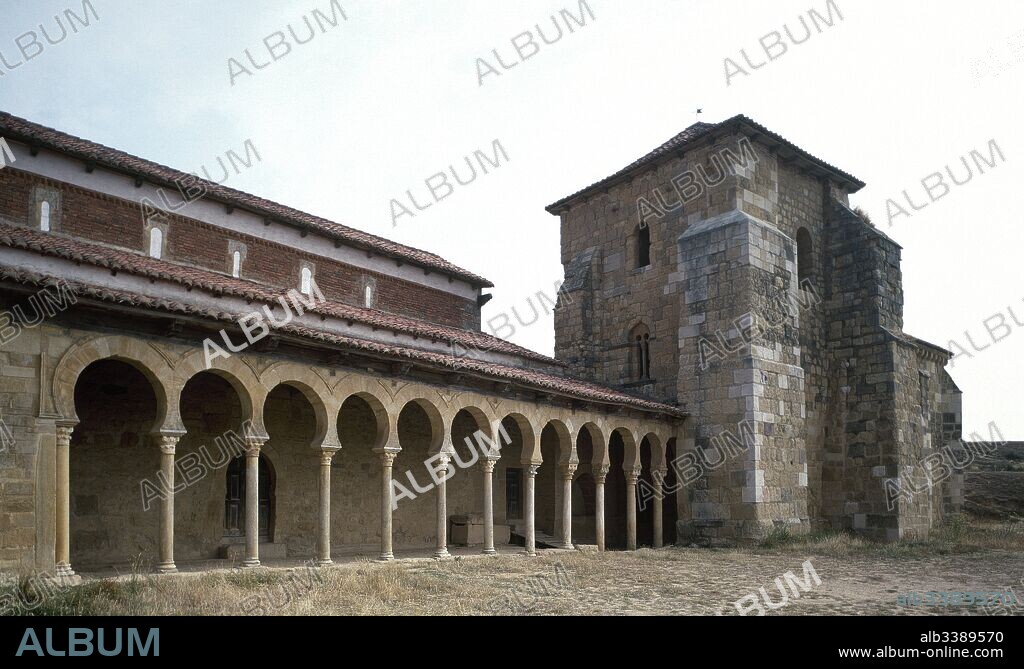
[0, 112, 683, 576]
[549, 115, 964, 544]
[0, 112, 966, 578]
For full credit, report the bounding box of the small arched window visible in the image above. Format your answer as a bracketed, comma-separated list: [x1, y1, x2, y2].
[300, 266, 313, 295]
[231, 250, 242, 278]
[364, 283, 374, 308]
[148, 227, 163, 259]
[40, 201, 51, 232]
[796, 227, 813, 284]
[637, 223, 651, 268]
[629, 323, 652, 381]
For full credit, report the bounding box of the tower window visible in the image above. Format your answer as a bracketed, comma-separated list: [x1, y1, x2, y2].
[629, 323, 652, 381]
[364, 284, 374, 308]
[637, 224, 651, 268]
[919, 372, 931, 419]
[40, 201, 51, 232]
[231, 250, 242, 278]
[148, 226, 163, 259]
[796, 227, 813, 284]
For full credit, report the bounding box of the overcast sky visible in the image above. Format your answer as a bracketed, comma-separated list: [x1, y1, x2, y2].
[1, 0, 1021, 437]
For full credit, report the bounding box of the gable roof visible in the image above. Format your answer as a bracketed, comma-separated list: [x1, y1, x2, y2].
[0, 111, 492, 288]
[547, 114, 865, 213]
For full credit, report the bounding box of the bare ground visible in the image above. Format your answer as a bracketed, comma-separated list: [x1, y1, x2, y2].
[4, 517, 1023, 616]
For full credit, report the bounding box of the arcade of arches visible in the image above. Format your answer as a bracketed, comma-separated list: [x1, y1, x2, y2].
[48, 335, 685, 576]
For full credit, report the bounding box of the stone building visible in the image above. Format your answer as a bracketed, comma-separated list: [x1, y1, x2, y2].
[548, 114, 964, 545]
[0, 112, 961, 577]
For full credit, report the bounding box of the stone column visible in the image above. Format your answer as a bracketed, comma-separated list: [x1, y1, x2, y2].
[434, 453, 451, 559]
[652, 467, 666, 549]
[625, 466, 640, 551]
[524, 464, 538, 556]
[55, 424, 75, 579]
[242, 438, 265, 568]
[559, 464, 577, 550]
[155, 433, 181, 574]
[317, 449, 337, 567]
[482, 459, 497, 555]
[593, 464, 610, 552]
[377, 449, 398, 561]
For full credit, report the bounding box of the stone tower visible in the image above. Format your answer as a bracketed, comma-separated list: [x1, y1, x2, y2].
[548, 115, 963, 543]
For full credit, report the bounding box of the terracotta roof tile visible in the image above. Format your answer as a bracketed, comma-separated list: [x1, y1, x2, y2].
[0, 266, 682, 417]
[0, 111, 492, 287]
[0, 221, 558, 366]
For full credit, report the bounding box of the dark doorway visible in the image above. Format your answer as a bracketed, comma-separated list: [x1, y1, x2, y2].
[225, 454, 275, 541]
[663, 439, 679, 545]
[638, 438, 654, 546]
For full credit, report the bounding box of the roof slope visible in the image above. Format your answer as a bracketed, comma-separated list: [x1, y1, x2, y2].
[0, 221, 551, 366]
[547, 114, 865, 212]
[0, 265, 681, 416]
[0, 111, 492, 287]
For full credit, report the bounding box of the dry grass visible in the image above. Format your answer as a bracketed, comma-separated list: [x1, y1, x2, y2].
[3, 516, 1022, 616]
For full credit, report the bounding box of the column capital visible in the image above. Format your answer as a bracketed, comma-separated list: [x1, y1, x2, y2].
[244, 438, 265, 457]
[376, 449, 399, 468]
[652, 467, 668, 484]
[482, 459, 496, 474]
[524, 463, 540, 478]
[55, 423, 75, 445]
[593, 463, 611, 483]
[625, 465, 641, 485]
[319, 448, 338, 466]
[154, 434, 180, 455]
[559, 463, 577, 479]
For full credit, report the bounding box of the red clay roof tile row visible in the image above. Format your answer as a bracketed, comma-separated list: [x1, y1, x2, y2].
[0, 221, 560, 366]
[0, 267, 683, 417]
[0, 111, 493, 287]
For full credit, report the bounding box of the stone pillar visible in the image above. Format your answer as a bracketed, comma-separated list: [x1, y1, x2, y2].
[652, 467, 666, 549]
[593, 464, 610, 552]
[434, 453, 451, 559]
[377, 449, 398, 561]
[625, 466, 640, 551]
[559, 464, 577, 550]
[317, 449, 337, 567]
[242, 438, 265, 568]
[55, 424, 75, 579]
[155, 433, 182, 574]
[524, 464, 538, 556]
[482, 458, 497, 555]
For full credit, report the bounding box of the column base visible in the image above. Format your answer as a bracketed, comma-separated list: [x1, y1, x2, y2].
[155, 562, 178, 575]
[316, 558, 334, 568]
[481, 548, 497, 556]
[558, 543, 574, 550]
[433, 549, 451, 560]
[241, 558, 261, 569]
[525, 548, 537, 557]
[378, 553, 394, 562]
[54, 562, 76, 578]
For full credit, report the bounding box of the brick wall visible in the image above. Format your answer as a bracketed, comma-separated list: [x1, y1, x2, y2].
[0, 169, 480, 330]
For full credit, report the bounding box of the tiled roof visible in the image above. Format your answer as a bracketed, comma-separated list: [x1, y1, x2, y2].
[0, 111, 492, 287]
[547, 114, 865, 212]
[0, 266, 683, 417]
[0, 221, 557, 366]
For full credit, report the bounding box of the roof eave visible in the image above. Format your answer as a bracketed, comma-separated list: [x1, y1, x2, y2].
[546, 114, 866, 215]
[0, 117, 493, 289]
